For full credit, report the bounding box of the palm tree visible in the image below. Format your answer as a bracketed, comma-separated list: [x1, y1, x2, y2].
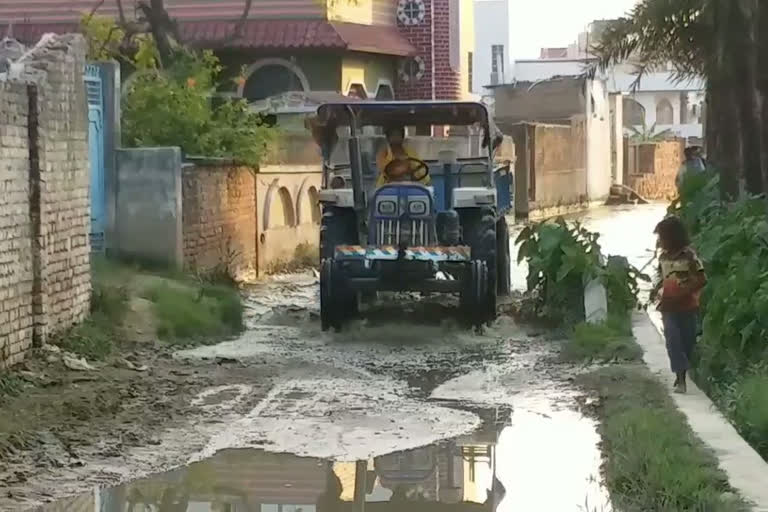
[592, 0, 766, 198]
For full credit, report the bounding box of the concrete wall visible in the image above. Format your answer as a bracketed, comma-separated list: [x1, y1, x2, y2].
[114, 147, 183, 267]
[256, 165, 322, 274]
[625, 139, 684, 200]
[510, 121, 587, 217]
[586, 79, 612, 202]
[182, 164, 257, 279]
[0, 34, 91, 367]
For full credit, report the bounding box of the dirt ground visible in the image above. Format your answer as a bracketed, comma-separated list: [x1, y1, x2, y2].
[0, 336, 277, 509]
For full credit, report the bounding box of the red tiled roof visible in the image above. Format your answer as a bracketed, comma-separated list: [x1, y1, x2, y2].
[9, 19, 414, 57]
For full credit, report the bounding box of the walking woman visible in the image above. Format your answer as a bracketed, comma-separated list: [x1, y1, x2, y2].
[651, 216, 707, 393]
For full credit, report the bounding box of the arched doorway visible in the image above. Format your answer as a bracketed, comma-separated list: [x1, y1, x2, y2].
[655, 98, 674, 125]
[622, 97, 646, 127]
[239, 58, 310, 102]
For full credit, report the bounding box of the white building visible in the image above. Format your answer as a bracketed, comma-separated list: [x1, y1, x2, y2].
[513, 23, 705, 140]
[472, 0, 511, 94]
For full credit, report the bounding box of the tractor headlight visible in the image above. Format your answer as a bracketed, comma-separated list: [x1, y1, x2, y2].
[408, 200, 428, 216]
[378, 200, 397, 215]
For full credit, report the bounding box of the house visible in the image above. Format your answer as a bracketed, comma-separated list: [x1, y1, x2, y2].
[472, 0, 510, 94]
[490, 75, 620, 218]
[515, 21, 705, 140]
[2, 0, 476, 104]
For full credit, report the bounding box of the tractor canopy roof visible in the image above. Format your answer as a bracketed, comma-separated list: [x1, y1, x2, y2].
[310, 101, 502, 151]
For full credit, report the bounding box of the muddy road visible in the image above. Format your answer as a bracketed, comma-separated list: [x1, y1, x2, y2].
[14, 204, 666, 512]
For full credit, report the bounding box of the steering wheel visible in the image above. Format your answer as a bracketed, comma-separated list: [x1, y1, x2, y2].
[383, 157, 430, 182]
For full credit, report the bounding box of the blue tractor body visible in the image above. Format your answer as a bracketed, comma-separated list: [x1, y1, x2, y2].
[311, 101, 514, 330]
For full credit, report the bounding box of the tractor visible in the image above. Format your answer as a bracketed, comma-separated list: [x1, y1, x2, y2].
[310, 101, 513, 331]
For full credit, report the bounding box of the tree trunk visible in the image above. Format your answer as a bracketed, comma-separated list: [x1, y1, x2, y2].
[757, 2, 768, 191]
[708, 0, 742, 200]
[734, 0, 764, 196]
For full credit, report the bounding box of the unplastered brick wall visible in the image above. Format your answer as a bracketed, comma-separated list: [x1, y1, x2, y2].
[0, 34, 91, 367]
[182, 164, 257, 279]
[0, 81, 35, 366]
[628, 139, 684, 200]
[396, 0, 434, 100]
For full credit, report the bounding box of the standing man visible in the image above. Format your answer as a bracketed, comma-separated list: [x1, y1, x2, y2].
[675, 146, 706, 191]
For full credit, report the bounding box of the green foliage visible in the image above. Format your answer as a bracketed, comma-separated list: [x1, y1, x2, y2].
[562, 318, 642, 363]
[147, 283, 244, 343]
[81, 14, 126, 61]
[713, 367, 768, 457]
[122, 50, 274, 167]
[674, 171, 768, 459]
[628, 121, 673, 142]
[579, 366, 748, 512]
[516, 219, 647, 324]
[81, 14, 158, 68]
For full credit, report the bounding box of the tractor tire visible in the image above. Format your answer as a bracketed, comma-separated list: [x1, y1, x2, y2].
[460, 208, 498, 323]
[320, 207, 359, 325]
[496, 216, 512, 296]
[460, 260, 489, 327]
[320, 258, 340, 332]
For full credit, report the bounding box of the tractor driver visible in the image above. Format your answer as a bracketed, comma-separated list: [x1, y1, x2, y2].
[376, 125, 431, 187]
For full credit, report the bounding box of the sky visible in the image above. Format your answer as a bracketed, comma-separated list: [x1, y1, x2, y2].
[507, 0, 639, 60]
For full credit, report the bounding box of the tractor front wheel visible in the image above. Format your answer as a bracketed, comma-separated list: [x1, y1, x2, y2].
[460, 260, 489, 328]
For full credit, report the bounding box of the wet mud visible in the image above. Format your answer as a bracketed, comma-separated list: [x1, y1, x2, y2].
[11, 204, 667, 512]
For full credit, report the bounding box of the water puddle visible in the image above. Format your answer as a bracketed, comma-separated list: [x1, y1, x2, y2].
[35, 399, 609, 512]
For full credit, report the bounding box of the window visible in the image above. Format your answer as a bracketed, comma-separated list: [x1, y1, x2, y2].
[375, 83, 394, 100]
[656, 98, 674, 125]
[397, 0, 426, 25]
[243, 64, 305, 102]
[347, 83, 367, 99]
[468, 52, 473, 92]
[491, 45, 505, 75]
[623, 98, 646, 127]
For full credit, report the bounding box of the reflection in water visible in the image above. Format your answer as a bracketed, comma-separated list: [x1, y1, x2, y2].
[37, 409, 510, 512]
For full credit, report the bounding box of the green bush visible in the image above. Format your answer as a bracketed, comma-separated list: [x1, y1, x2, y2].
[516, 219, 647, 324]
[673, 171, 768, 459]
[122, 51, 274, 167]
[147, 283, 243, 343]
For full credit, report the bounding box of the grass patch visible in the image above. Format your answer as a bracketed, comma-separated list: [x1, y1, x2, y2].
[54, 264, 130, 360]
[579, 366, 748, 512]
[714, 367, 768, 459]
[561, 315, 642, 363]
[0, 373, 25, 403]
[147, 283, 244, 343]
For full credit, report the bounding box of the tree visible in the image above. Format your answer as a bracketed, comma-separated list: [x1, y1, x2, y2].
[592, 0, 768, 199]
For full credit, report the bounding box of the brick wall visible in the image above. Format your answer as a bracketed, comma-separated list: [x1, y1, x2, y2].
[395, 0, 434, 100]
[182, 164, 257, 279]
[432, 0, 461, 100]
[0, 34, 91, 367]
[627, 139, 684, 200]
[0, 81, 35, 366]
[395, 0, 463, 101]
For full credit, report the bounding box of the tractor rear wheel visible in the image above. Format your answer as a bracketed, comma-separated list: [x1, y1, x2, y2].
[461, 208, 498, 323]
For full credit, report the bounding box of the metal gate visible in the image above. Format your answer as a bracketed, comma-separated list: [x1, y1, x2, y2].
[85, 64, 106, 252]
